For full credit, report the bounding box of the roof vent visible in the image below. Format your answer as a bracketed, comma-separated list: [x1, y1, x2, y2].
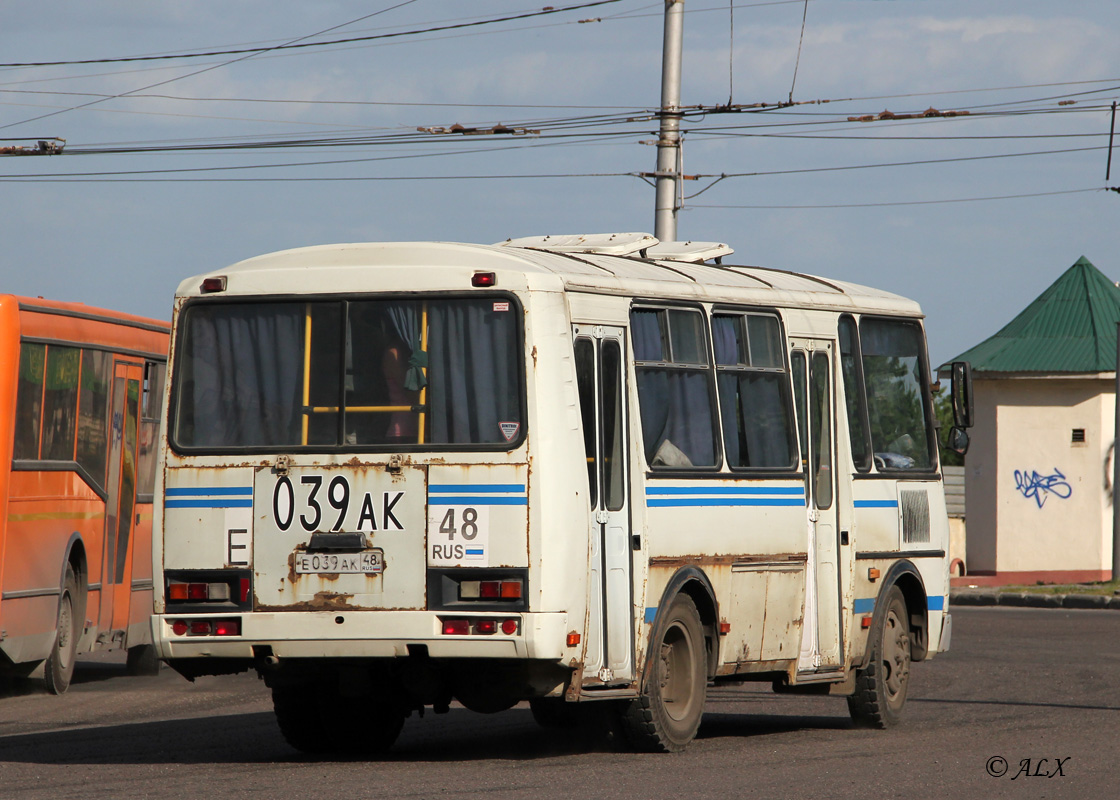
[644, 241, 734, 264]
[496, 232, 658, 257]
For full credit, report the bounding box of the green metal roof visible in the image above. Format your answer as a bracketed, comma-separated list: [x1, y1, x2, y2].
[949, 256, 1120, 373]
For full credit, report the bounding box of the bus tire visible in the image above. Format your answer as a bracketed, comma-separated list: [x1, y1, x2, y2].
[848, 585, 911, 728]
[271, 684, 404, 755]
[619, 593, 707, 753]
[44, 566, 80, 695]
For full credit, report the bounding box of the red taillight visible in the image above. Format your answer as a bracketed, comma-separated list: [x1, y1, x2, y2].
[476, 619, 497, 635]
[189, 620, 213, 635]
[471, 271, 496, 287]
[214, 619, 240, 636]
[500, 581, 522, 599]
[501, 619, 519, 635]
[443, 619, 470, 636]
[200, 276, 227, 293]
[240, 578, 251, 603]
[479, 581, 500, 599]
[187, 583, 208, 600]
[171, 620, 188, 636]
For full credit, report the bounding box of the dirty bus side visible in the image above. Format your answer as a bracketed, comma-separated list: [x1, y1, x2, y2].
[152, 240, 962, 754]
[1, 294, 169, 694]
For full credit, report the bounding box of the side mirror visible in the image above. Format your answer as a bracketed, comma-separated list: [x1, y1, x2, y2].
[947, 425, 970, 456]
[950, 361, 973, 429]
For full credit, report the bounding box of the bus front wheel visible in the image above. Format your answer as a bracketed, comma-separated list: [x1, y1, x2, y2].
[44, 566, 80, 695]
[848, 585, 911, 728]
[619, 593, 707, 753]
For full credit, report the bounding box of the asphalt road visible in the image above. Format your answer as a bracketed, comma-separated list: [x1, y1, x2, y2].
[2, 606, 1118, 799]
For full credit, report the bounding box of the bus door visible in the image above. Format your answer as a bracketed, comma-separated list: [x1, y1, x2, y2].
[98, 361, 142, 643]
[573, 325, 633, 686]
[790, 340, 842, 673]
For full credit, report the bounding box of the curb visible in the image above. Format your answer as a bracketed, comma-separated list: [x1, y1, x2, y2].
[950, 589, 1120, 610]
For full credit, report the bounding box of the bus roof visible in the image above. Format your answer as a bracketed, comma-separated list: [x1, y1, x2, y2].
[1, 294, 170, 358]
[177, 239, 922, 317]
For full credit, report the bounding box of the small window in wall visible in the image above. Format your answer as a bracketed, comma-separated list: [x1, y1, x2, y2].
[711, 312, 797, 469]
[1071, 428, 1086, 445]
[630, 306, 719, 469]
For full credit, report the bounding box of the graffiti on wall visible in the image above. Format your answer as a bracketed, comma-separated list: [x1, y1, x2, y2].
[1013, 468, 1072, 508]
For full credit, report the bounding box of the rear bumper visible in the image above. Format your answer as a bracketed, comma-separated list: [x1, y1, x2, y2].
[153, 610, 570, 662]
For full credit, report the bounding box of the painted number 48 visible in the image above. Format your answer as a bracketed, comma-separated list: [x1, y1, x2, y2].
[439, 507, 479, 539]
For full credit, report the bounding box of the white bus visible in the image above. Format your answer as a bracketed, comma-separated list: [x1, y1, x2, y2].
[151, 233, 971, 754]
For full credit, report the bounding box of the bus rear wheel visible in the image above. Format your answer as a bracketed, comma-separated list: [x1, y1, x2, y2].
[619, 593, 707, 753]
[44, 566, 80, 695]
[848, 585, 911, 728]
[271, 684, 405, 755]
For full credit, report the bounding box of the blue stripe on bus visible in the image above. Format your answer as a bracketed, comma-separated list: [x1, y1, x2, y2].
[644, 607, 657, 623]
[429, 484, 526, 494]
[853, 598, 875, 614]
[854, 500, 899, 508]
[428, 496, 528, 506]
[646, 486, 804, 496]
[165, 499, 254, 509]
[647, 498, 805, 508]
[855, 596, 945, 615]
[166, 487, 252, 496]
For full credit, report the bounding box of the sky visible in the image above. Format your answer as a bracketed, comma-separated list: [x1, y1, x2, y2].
[1, 0, 1118, 365]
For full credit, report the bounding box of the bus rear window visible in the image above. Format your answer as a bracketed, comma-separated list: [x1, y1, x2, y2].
[172, 297, 523, 450]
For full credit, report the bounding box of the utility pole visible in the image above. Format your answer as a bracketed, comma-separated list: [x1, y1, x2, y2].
[654, 0, 684, 242]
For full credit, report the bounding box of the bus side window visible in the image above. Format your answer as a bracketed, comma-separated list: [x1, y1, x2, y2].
[838, 316, 872, 472]
[859, 317, 937, 471]
[138, 361, 165, 497]
[630, 307, 719, 470]
[41, 346, 80, 461]
[77, 349, 112, 492]
[13, 343, 46, 460]
[712, 312, 797, 470]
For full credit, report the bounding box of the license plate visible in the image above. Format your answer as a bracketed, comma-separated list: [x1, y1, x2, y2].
[294, 550, 384, 575]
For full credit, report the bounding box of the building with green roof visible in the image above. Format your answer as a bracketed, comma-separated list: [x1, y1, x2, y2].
[947, 256, 1118, 585]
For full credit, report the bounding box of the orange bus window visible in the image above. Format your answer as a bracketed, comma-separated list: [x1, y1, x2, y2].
[77, 349, 112, 490]
[41, 345, 80, 461]
[13, 342, 45, 459]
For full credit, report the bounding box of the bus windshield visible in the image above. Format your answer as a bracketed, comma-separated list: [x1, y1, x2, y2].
[171, 296, 522, 450]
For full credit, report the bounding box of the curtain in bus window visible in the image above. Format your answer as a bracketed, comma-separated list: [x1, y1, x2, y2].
[41, 345, 80, 461]
[176, 304, 303, 447]
[345, 302, 420, 444]
[385, 305, 427, 391]
[13, 343, 45, 459]
[427, 301, 520, 445]
[718, 372, 796, 468]
[631, 309, 665, 361]
[859, 318, 934, 471]
[635, 369, 716, 468]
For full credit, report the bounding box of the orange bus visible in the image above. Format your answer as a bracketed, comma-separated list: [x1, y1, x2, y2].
[0, 294, 169, 693]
